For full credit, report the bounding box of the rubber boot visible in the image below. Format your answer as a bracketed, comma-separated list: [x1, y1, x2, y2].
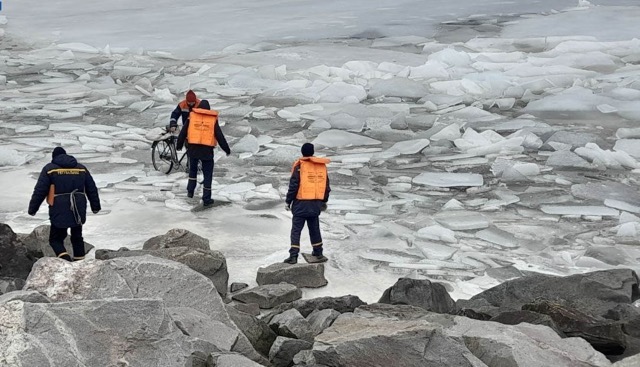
[283, 255, 298, 264]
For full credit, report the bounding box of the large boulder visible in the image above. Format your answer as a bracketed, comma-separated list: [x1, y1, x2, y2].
[269, 308, 314, 342]
[143, 228, 210, 251]
[0, 290, 50, 304]
[169, 307, 239, 352]
[0, 223, 34, 279]
[270, 336, 313, 367]
[0, 298, 218, 367]
[232, 283, 302, 309]
[523, 300, 627, 355]
[23, 256, 262, 363]
[458, 269, 640, 319]
[226, 304, 278, 357]
[309, 303, 612, 367]
[96, 247, 229, 297]
[263, 295, 366, 323]
[490, 310, 565, 336]
[18, 224, 94, 260]
[257, 263, 328, 288]
[0, 277, 25, 295]
[378, 278, 458, 314]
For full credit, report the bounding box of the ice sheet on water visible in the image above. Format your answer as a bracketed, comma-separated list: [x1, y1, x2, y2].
[413, 241, 457, 261]
[614, 139, 640, 159]
[571, 182, 640, 205]
[409, 60, 449, 80]
[475, 228, 519, 249]
[616, 222, 640, 238]
[416, 225, 457, 243]
[434, 211, 490, 231]
[232, 134, 260, 154]
[604, 199, 640, 214]
[429, 123, 461, 141]
[327, 113, 364, 132]
[546, 131, 599, 150]
[546, 151, 593, 169]
[575, 143, 639, 170]
[368, 77, 429, 99]
[386, 139, 430, 155]
[413, 172, 483, 188]
[620, 212, 640, 224]
[57, 43, 100, 54]
[616, 128, 640, 139]
[442, 199, 464, 211]
[428, 48, 471, 67]
[540, 205, 619, 217]
[0, 148, 30, 166]
[312, 130, 381, 148]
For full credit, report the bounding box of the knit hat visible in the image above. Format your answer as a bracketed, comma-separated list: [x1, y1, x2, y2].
[52, 147, 66, 159]
[301, 143, 314, 157]
[186, 90, 197, 103]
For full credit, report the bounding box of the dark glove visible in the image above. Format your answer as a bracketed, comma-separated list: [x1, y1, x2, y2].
[321, 203, 328, 212]
[285, 203, 291, 211]
[176, 144, 183, 151]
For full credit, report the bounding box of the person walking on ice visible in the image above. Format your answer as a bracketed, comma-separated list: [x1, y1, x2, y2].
[28, 147, 101, 261]
[176, 99, 231, 208]
[284, 143, 331, 264]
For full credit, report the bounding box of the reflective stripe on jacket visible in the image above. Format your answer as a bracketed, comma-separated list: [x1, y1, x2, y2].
[293, 157, 330, 200]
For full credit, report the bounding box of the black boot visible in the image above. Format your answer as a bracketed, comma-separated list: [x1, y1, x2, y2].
[283, 255, 298, 264]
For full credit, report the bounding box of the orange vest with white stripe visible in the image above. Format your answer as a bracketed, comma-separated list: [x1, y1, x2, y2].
[293, 157, 330, 200]
[179, 99, 201, 111]
[187, 108, 218, 147]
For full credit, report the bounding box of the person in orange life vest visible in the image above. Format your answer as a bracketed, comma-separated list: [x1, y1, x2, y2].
[169, 90, 201, 132]
[176, 99, 231, 206]
[284, 143, 331, 264]
[28, 147, 101, 261]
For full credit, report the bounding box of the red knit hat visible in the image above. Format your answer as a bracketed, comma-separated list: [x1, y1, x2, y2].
[186, 90, 197, 103]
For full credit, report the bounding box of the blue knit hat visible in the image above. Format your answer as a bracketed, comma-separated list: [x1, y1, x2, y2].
[52, 147, 66, 159]
[301, 143, 314, 157]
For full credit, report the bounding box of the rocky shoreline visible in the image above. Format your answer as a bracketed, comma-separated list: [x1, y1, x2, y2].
[1, 222, 639, 367]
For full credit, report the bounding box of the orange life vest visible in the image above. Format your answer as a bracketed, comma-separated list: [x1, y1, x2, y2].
[293, 157, 330, 200]
[187, 108, 218, 147]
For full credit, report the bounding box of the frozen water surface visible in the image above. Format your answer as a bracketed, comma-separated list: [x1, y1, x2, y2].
[1, 0, 640, 303]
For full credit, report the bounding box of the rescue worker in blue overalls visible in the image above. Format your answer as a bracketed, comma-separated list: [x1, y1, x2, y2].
[28, 147, 101, 261]
[169, 90, 201, 132]
[284, 143, 331, 264]
[176, 100, 231, 206]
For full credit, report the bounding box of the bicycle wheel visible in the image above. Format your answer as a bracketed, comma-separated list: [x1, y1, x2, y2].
[151, 140, 174, 174]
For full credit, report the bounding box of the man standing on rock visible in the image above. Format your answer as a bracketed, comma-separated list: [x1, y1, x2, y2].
[28, 147, 101, 261]
[284, 143, 331, 264]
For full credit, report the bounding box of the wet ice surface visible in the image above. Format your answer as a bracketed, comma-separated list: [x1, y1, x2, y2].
[2, 2, 640, 303]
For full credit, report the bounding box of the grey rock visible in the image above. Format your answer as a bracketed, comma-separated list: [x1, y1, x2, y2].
[378, 278, 458, 314]
[490, 310, 565, 337]
[96, 246, 229, 297]
[143, 228, 210, 250]
[0, 298, 218, 367]
[233, 302, 261, 316]
[257, 263, 328, 288]
[613, 353, 640, 367]
[344, 303, 612, 367]
[0, 290, 50, 304]
[24, 256, 262, 363]
[270, 308, 315, 342]
[270, 337, 313, 367]
[523, 300, 627, 355]
[0, 276, 26, 294]
[19, 224, 94, 259]
[263, 295, 366, 322]
[231, 282, 250, 293]
[232, 283, 302, 309]
[306, 308, 340, 336]
[226, 304, 278, 357]
[169, 307, 239, 352]
[0, 223, 34, 279]
[464, 269, 640, 320]
[208, 352, 265, 367]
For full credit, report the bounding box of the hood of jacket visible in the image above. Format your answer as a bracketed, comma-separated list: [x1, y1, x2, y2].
[52, 154, 78, 168]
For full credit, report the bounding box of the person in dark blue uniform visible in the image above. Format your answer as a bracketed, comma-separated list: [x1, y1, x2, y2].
[284, 143, 331, 264]
[176, 100, 231, 207]
[28, 147, 101, 261]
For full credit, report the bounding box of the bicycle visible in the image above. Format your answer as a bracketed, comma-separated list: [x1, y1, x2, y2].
[151, 126, 202, 178]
